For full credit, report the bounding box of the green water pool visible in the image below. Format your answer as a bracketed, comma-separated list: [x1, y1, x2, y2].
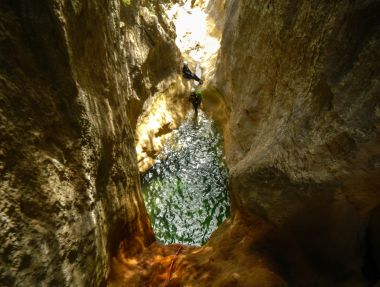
[140, 110, 230, 246]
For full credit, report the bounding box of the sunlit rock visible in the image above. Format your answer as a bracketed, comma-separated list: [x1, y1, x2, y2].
[0, 0, 155, 286]
[2, 0, 380, 286]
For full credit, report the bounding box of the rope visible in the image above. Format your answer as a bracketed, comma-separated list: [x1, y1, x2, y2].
[162, 244, 183, 287]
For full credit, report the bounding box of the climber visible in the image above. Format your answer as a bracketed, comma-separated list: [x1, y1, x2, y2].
[183, 61, 203, 84]
[188, 88, 201, 116]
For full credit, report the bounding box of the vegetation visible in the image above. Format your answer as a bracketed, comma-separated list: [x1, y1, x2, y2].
[148, 0, 171, 4]
[148, 4, 155, 14]
[123, 0, 170, 15]
[224, 0, 228, 10]
[146, 0, 171, 15]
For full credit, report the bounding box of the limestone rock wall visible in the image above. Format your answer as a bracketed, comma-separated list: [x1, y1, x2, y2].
[119, 1, 181, 130]
[2, 0, 380, 285]
[134, 75, 194, 173]
[132, 0, 231, 174]
[213, 0, 380, 285]
[110, 1, 380, 285]
[0, 0, 156, 286]
[117, 1, 195, 173]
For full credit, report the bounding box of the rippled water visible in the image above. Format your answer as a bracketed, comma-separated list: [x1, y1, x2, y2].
[141, 110, 230, 246]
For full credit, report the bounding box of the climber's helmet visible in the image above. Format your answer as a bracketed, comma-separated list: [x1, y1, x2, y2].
[184, 61, 188, 66]
[191, 88, 195, 93]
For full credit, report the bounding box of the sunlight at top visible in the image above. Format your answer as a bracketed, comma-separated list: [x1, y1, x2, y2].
[163, 0, 219, 63]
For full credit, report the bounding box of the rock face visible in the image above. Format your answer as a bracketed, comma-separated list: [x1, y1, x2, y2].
[134, 76, 193, 173]
[132, 0, 231, 174]
[112, 0, 380, 286]
[2, 0, 380, 286]
[0, 0, 156, 286]
[118, 1, 197, 174]
[214, 0, 380, 285]
[119, 2, 181, 130]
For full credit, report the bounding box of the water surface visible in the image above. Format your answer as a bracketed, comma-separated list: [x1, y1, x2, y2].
[141, 111, 230, 246]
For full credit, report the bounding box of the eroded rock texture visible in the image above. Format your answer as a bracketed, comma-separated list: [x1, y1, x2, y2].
[118, 2, 197, 174]
[119, 1, 181, 130]
[2, 0, 380, 286]
[108, 1, 380, 286]
[0, 0, 155, 286]
[214, 0, 380, 285]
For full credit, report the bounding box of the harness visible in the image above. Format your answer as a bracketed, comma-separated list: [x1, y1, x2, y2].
[190, 93, 200, 105]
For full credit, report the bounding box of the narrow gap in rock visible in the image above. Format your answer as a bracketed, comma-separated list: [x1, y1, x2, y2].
[362, 234, 380, 284]
[194, 62, 202, 86]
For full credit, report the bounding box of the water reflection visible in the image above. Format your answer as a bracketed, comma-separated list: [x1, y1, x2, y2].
[141, 110, 230, 246]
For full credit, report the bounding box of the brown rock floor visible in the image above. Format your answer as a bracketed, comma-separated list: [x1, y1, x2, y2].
[108, 211, 289, 287]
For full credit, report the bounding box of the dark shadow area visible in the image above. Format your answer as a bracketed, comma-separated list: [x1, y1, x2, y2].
[362, 205, 380, 285]
[250, 195, 371, 286]
[362, 244, 380, 285]
[154, 123, 173, 137]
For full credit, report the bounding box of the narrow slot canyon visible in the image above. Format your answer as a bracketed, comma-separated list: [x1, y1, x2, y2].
[1, 1, 380, 287]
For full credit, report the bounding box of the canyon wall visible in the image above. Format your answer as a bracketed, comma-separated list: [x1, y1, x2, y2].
[213, 0, 380, 285]
[2, 0, 380, 286]
[0, 0, 161, 286]
[118, 1, 197, 174]
[119, 1, 181, 130]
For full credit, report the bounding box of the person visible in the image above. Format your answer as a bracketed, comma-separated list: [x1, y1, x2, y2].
[182, 61, 203, 84]
[188, 88, 201, 116]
